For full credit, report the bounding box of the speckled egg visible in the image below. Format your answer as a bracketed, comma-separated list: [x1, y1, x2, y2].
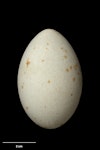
[17, 29, 82, 129]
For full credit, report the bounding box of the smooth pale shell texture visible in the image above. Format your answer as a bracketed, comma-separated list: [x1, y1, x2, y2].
[17, 29, 82, 129]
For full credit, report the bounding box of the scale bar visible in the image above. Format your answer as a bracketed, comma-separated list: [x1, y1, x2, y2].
[2, 141, 36, 144]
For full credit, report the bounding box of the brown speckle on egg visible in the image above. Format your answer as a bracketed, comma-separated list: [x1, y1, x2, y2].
[48, 80, 51, 83]
[26, 59, 30, 67]
[44, 105, 47, 109]
[77, 72, 80, 75]
[41, 59, 45, 62]
[64, 55, 67, 59]
[46, 47, 48, 50]
[47, 42, 49, 45]
[61, 47, 64, 50]
[73, 77, 76, 82]
[61, 48, 67, 53]
[21, 82, 24, 89]
[26, 106, 29, 110]
[74, 64, 78, 70]
[70, 66, 72, 70]
[21, 85, 24, 89]
[66, 68, 69, 72]
[71, 93, 73, 96]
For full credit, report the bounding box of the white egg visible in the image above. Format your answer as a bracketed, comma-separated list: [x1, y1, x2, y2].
[17, 29, 82, 129]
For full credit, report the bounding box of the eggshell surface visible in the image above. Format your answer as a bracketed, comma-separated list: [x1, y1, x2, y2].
[17, 29, 82, 129]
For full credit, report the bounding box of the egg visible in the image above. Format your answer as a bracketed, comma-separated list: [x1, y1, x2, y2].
[17, 29, 82, 129]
